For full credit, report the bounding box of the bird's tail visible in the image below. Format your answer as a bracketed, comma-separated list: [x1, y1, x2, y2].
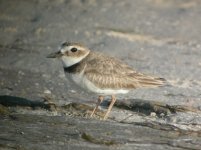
[138, 76, 167, 88]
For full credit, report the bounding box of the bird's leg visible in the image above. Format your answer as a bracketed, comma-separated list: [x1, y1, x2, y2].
[103, 95, 116, 120]
[90, 95, 104, 117]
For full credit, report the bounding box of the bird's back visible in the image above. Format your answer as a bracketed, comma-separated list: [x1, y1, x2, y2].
[80, 51, 166, 90]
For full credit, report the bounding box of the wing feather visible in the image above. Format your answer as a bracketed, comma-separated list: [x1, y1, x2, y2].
[83, 52, 165, 89]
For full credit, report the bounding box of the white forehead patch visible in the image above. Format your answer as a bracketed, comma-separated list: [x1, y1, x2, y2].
[60, 46, 72, 53]
[60, 45, 84, 54]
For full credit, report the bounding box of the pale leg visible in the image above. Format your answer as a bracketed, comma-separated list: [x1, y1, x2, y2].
[103, 95, 116, 120]
[90, 95, 104, 117]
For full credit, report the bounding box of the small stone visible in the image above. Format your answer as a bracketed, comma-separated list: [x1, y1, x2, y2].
[160, 113, 165, 118]
[150, 112, 156, 117]
[18, 70, 25, 75]
[196, 44, 201, 48]
[20, 132, 25, 135]
[44, 89, 51, 94]
[69, 90, 76, 93]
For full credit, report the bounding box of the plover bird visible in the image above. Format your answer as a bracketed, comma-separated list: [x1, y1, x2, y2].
[47, 42, 166, 120]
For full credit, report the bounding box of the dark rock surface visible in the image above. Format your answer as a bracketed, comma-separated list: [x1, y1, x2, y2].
[0, 0, 201, 149]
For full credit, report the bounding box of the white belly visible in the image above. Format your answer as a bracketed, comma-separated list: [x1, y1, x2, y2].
[66, 72, 129, 95]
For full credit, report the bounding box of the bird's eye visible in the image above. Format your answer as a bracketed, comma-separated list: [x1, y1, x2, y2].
[71, 48, 77, 52]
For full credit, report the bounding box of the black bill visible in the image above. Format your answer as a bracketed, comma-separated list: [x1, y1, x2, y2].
[47, 51, 62, 58]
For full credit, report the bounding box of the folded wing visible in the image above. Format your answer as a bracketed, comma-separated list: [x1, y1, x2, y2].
[84, 52, 166, 89]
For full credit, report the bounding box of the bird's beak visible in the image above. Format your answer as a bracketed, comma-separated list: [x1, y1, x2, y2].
[47, 51, 62, 58]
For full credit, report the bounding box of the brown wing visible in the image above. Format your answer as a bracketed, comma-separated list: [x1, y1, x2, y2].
[84, 52, 166, 89]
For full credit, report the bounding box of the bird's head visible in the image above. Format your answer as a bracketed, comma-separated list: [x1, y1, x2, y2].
[47, 42, 90, 67]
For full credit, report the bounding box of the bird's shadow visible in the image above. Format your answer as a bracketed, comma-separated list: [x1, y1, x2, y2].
[1, 95, 197, 118]
[104, 98, 177, 117]
[0, 95, 50, 109]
